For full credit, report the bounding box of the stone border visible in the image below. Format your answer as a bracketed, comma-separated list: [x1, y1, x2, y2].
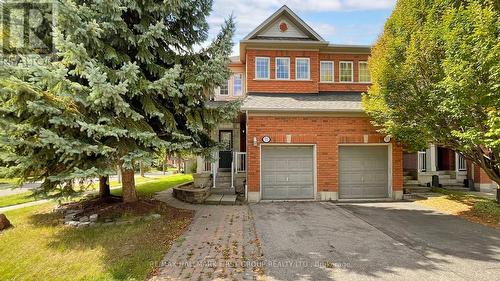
[172, 181, 210, 204]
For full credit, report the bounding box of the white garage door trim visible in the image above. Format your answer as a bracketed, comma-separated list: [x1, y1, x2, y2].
[259, 144, 317, 201]
[338, 143, 393, 199]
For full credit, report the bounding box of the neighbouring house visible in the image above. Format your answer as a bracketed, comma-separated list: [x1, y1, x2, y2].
[195, 5, 497, 202]
[404, 146, 497, 193]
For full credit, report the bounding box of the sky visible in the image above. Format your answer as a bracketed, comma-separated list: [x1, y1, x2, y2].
[207, 0, 397, 55]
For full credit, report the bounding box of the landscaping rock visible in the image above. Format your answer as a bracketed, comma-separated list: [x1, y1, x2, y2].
[150, 213, 161, 219]
[0, 214, 12, 231]
[78, 222, 91, 228]
[89, 214, 98, 222]
[104, 218, 114, 223]
[79, 216, 89, 223]
[64, 214, 77, 221]
[64, 221, 79, 227]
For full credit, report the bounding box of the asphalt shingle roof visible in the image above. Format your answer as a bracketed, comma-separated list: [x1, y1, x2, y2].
[240, 92, 364, 112]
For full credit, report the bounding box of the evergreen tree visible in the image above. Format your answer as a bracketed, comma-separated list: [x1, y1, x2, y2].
[0, 0, 237, 202]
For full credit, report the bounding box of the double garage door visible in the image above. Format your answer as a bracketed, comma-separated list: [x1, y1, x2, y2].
[261, 145, 389, 200]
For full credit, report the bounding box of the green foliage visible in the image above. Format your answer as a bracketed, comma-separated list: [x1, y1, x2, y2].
[363, 0, 500, 185]
[0, 0, 236, 198]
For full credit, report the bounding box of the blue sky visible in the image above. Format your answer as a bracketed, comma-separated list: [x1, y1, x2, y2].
[207, 0, 397, 54]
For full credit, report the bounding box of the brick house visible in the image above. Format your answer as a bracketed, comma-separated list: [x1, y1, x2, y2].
[196, 5, 496, 202]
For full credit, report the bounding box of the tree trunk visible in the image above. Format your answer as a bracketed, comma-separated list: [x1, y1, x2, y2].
[140, 161, 145, 177]
[117, 165, 122, 183]
[99, 176, 110, 198]
[177, 157, 182, 173]
[121, 168, 138, 202]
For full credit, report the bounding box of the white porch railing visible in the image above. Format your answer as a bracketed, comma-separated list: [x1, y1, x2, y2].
[418, 151, 427, 172]
[234, 152, 246, 173]
[203, 159, 212, 172]
[456, 152, 467, 171]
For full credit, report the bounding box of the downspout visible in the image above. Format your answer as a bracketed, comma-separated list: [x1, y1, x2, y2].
[245, 110, 249, 201]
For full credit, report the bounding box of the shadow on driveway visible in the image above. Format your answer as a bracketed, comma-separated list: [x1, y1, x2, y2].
[250, 201, 500, 281]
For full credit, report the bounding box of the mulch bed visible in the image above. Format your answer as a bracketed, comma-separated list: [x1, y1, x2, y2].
[60, 196, 194, 222]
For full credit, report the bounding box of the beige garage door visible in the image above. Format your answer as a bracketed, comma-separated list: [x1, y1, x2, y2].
[261, 146, 314, 200]
[339, 146, 389, 199]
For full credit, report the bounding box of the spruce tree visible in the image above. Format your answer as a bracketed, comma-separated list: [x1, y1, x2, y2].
[0, 0, 237, 202]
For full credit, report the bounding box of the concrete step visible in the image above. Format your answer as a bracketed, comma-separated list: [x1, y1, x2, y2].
[442, 186, 470, 192]
[404, 180, 420, 185]
[404, 175, 415, 181]
[203, 194, 237, 205]
[204, 194, 223, 205]
[220, 195, 237, 205]
[404, 186, 432, 193]
[211, 188, 235, 195]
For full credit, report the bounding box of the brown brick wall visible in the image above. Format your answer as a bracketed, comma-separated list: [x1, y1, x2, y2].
[246, 50, 372, 94]
[246, 115, 404, 195]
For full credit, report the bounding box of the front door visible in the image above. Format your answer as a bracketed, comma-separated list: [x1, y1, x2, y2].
[219, 130, 233, 170]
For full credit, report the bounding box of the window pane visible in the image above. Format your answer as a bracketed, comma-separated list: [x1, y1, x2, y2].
[296, 58, 310, 80]
[359, 62, 371, 82]
[340, 62, 353, 82]
[220, 80, 229, 95]
[320, 61, 333, 82]
[233, 74, 242, 95]
[256, 57, 269, 79]
[276, 58, 289, 79]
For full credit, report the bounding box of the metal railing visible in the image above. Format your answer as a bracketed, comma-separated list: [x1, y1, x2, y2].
[456, 152, 467, 171]
[203, 159, 212, 172]
[418, 151, 427, 172]
[234, 152, 246, 173]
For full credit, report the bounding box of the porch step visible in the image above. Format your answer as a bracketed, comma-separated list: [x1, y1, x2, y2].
[211, 188, 235, 195]
[204, 194, 223, 205]
[404, 179, 420, 185]
[404, 186, 431, 193]
[203, 194, 237, 205]
[404, 175, 415, 181]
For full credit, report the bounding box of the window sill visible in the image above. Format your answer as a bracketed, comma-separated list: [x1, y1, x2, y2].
[253, 79, 313, 82]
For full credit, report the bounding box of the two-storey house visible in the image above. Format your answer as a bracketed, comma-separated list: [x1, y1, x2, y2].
[196, 5, 496, 203]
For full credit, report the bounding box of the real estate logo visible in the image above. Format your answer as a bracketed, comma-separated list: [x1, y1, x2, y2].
[1, 1, 55, 58]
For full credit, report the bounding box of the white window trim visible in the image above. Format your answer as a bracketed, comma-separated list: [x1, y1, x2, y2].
[320, 60, 334, 83]
[219, 79, 229, 95]
[339, 61, 354, 83]
[275, 57, 290, 80]
[255, 57, 270, 80]
[358, 61, 371, 83]
[295, 57, 310, 80]
[233, 74, 243, 96]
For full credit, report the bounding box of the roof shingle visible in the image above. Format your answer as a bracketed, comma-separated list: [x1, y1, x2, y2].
[240, 93, 364, 112]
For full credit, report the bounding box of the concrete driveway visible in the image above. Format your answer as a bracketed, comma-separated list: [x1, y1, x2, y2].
[251, 201, 500, 281]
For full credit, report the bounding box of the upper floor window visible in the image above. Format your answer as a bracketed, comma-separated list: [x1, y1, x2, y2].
[358, 61, 371, 83]
[296, 58, 310, 80]
[233, 74, 243, 96]
[219, 80, 229, 95]
[339, 61, 353, 82]
[275, 57, 290, 80]
[320, 61, 334, 82]
[255, 57, 270, 79]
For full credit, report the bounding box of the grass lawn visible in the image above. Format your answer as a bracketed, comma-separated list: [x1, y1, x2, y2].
[416, 188, 500, 228]
[0, 191, 37, 208]
[0, 174, 193, 281]
[0, 174, 192, 208]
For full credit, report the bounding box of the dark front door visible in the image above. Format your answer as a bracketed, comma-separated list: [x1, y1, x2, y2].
[219, 130, 233, 169]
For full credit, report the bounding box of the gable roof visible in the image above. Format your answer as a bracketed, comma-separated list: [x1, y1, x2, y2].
[242, 5, 326, 42]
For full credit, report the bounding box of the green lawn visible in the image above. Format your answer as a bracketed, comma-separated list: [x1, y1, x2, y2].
[0, 174, 193, 281]
[0, 191, 37, 208]
[0, 174, 191, 208]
